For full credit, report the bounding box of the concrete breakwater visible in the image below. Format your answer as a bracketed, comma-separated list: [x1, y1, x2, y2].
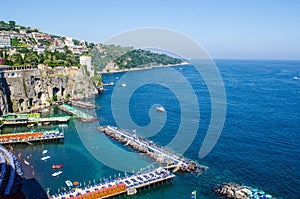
[215, 183, 274, 199]
[98, 126, 207, 174]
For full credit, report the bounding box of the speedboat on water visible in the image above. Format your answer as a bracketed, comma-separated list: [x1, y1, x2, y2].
[41, 156, 51, 161]
[293, 76, 299, 80]
[52, 164, 63, 169]
[42, 150, 48, 155]
[156, 106, 165, 113]
[52, 171, 63, 177]
[121, 83, 127, 87]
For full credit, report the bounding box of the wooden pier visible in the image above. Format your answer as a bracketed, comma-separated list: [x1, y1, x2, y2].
[49, 167, 175, 199]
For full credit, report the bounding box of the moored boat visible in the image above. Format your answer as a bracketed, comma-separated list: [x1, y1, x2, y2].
[27, 123, 34, 128]
[24, 159, 30, 165]
[52, 164, 63, 169]
[52, 171, 63, 177]
[73, 181, 80, 186]
[65, 180, 73, 187]
[156, 106, 165, 112]
[41, 156, 51, 161]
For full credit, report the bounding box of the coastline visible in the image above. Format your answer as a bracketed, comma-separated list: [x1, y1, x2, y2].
[99, 61, 189, 74]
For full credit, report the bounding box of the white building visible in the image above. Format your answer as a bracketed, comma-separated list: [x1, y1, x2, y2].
[33, 45, 45, 54]
[64, 37, 74, 47]
[80, 56, 94, 76]
[0, 34, 11, 47]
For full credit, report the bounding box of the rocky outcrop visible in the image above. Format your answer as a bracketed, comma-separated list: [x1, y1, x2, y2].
[215, 183, 274, 199]
[1, 65, 98, 113]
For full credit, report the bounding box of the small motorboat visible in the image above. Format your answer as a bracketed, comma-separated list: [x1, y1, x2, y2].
[41, 156, 51, 161]
[73, 181, 80, 186]
[156, 106, 165, 113]
[52, 164, 63, 169]
[27, 124, 34, 128]
[121, 83, 127, 87]
[24, 159, 30, 165]
[52, 171, 63, 177]
[42, 150, 48, 155]
[65, 180, 73, 187]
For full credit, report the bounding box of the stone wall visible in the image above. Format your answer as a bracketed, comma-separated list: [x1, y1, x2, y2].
[1, 66, 98, 113]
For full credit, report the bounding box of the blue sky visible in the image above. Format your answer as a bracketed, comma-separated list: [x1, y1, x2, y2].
[1, 0, 299, 59]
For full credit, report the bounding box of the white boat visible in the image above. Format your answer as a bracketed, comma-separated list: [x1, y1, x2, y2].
[42, 150, 48, 155]
[59, 124, 68, 128]
[156, 106, 165, 112]
[65, 180, 73, 187]
[24, 159, 30, 165]
[121, 83, 127, 87]
[293, 76, 299, 80]
[41, 156, 51, 161]
[52, 171, 63, 177]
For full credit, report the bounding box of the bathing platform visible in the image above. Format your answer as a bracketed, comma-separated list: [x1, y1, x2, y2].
[59, 104, 97, 122]
[49, 167, 175, 199]
[0, 116, 69, 128]
[0, 129, 64, 145]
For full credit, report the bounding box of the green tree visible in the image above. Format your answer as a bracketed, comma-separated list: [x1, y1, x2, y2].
[24, 52, 39, 66]
[11, 38, 20, 46]
[52, 94, 58, 101]
[8, 20, 16, 29]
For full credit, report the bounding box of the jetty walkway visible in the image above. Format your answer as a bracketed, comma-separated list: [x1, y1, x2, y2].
[59, 104, 97, 122]
[98, 126, 207, 174]
[50, 167, 175, 199]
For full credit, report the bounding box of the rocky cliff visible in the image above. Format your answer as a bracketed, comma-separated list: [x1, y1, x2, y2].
[1, 65, 98, 113]
[0, 77, 12, 115]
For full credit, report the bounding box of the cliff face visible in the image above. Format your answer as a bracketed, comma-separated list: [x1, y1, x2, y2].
[0, 78, 11, 115]
[2, 66, 97, 113]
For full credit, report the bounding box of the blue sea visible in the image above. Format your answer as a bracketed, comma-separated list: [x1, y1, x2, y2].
[11, 59, 300, 199]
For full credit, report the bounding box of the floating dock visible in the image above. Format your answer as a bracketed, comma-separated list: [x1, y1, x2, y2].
[49, 167, 175, 199]
[59, 104, 97, 122]
[0, 129, 64, 145]
[70, 101, 97, 109]
[98, 126, 207, 174]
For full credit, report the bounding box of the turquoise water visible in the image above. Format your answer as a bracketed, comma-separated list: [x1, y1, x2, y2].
[12, 59, 300, 198]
